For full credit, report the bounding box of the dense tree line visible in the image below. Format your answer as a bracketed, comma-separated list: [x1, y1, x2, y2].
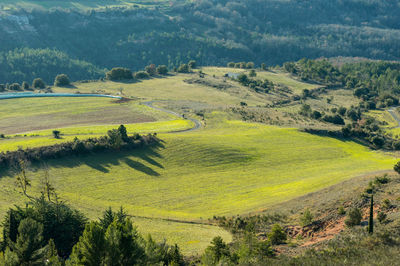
[1, 0, 400, 83]
[0, 126, 159, 170]
[0, 48, 104, 84]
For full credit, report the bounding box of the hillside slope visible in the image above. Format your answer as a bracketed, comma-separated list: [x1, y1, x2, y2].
[1, 0, 400, 82]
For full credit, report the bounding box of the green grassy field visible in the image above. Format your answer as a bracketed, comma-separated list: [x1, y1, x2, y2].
[66, 75, 266, 107]
[0, 69, 396, 255]
[0, 114, 396, 254]
[0, 97, 175, 135]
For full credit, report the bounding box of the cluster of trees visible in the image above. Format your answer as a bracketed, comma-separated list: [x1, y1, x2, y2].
[299, 104, 345, 125]
[342, 117, 400, 150]
[227, 62, 256, 69]
[0, 198, 185, 265]
[0, 126, 159, 170]
[236, 73, 275, 93]
[105, 63, 169, 81]
[288, 59, 400, 149]
[105, 60, 197, 81]
[0, 78, 52, 92]
[286, 59, 400, 109]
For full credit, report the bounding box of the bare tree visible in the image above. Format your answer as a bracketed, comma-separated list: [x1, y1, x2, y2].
[41, 163, 57, 202]
[13, 159, 32, 198]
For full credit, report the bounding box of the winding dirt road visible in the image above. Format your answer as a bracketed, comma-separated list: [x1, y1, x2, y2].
[388, 107, 400, 128]
[142, 101, 201, 133]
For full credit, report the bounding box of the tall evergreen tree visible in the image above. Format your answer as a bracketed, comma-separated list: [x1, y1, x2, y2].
[368, 194, 374, 234]
[9, 218, 47, 266]
[70, 222, 106, 266]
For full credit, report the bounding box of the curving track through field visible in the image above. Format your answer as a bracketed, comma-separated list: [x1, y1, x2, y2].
[142, 101, 201, 133]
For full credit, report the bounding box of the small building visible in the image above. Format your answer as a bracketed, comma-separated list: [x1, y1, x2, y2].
[224, 72, 239, 79]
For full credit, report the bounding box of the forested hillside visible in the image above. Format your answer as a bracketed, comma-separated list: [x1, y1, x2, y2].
[1, 0, 400, 83]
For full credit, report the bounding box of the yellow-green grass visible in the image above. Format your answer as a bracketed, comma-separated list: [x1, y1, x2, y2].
[0, 117, 396, 254]
[132, 217, 232, 256]
[201, 67, 320, 94]
[0, 97, 174, 134]
[365, 109, 400, 138]
[60, 75, 267, 107]
[0, 119, 193, 152]
[367, 110, 398, 129]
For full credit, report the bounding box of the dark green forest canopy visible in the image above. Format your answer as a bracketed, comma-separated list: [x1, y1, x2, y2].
[1, 0, 400, 83]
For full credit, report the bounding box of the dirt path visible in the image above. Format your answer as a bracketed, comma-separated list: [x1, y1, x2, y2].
[388, 107, 400, 128]
[142, 100, 202, 133]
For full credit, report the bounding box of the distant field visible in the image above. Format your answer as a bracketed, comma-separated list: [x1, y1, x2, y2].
[66, 75, 267, 107]
[0, 115, 396, 253]
[202, 67, 320, 94]
[0, 97, 173, 134]
[0, 0, 174, 10]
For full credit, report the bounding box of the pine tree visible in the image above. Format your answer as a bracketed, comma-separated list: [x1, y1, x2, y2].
[46, 239, 62, 266]
[99, 207, 115, 230]
[10, 218, 47, 265]
[70, 222, 106, 266]
[368, 194, 374, 234]
[104, 219, 145, 266]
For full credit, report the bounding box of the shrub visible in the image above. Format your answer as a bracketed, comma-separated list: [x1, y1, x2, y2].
[237, 73, 249, 85]
[311, 110, 322, 119]
[134, 71, 150, 79]
[227, 62, 235, 67]
[32, 78, 46, 89]
[156, 65, 168, 75]
[371, 136, 385, 148]
[338, 206, 346, 215]
[394, 161, 400, 174]
[54, 74, 70, 86]
[9, 83, 21, 91]
[188, 60, 197, 69]
[300, 209, 313, 226]
[145, 64, 157, 76]
[377, 211, 387, 223]
[382, 199, 391, 210]
[52, 130, 61, 139]
[338, 106, 347, 116]
[249, 69, 257, 77]
[392, 141, 400, 150]
[374, 175, 390, 185]
[268, 224, 286, 245]
[322, 114, 345, 125]
[261, 63, 266, 70]
[177, 64, 190, 73]
[345, 208, 362, 227]
[22, 81, 30, 90]
[246, 62, 255, 69]
[105, 67, 133, 81]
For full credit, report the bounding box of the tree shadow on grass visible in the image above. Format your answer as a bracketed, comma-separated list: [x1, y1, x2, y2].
[123, 158, 160, 176]
[0, 143, 166, 178]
